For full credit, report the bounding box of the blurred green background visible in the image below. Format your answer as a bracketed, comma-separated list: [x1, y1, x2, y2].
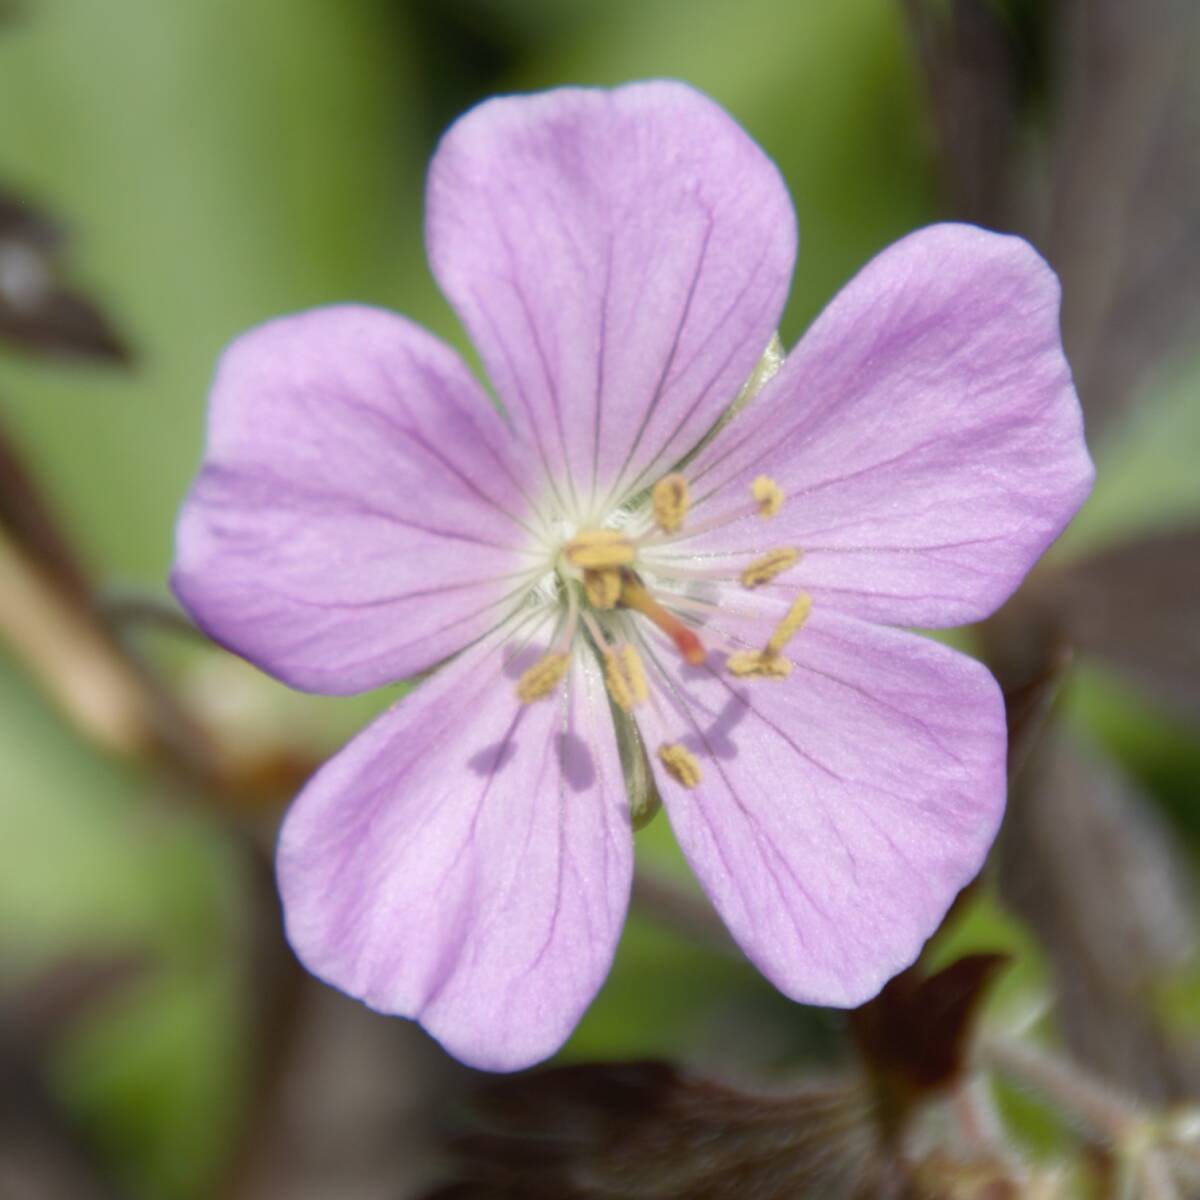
[1, 2, 1197, 1197]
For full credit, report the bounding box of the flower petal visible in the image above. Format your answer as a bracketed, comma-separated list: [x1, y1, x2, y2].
[172, 305, 542, 694]
[634, 607, 1005, 1006]
[426, 81, 796, 520]
[277, 622, 632, 1071]
[681, 224, 1094, 627]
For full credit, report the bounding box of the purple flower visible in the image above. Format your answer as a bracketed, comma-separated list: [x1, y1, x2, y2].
[172, 82, 1093, 1071]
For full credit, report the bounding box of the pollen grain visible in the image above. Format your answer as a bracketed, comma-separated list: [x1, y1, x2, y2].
[652, 473, 689, 533]
[658, 742, 702, 789]
[726, 649, 793, 679]
[604, 644, 648, 712]
[740, 547, 800, 588]
[565, 529, 636, 569]
[516, 652, 570, 703]
[752, 475, 784, 518]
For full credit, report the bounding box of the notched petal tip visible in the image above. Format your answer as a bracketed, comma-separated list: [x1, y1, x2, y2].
[426, 80, 797, 507]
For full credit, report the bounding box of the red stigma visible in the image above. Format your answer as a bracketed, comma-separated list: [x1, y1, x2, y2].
[673, 627, 706, 666]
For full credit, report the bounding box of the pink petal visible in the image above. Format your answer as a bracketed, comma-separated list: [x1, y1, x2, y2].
[635, 607, 1006, 1005]
[426, 81, 796, 519]
[172, 305, 541, 694]
[277, 623, 632, 1071]
[682, 224, 1094, 627]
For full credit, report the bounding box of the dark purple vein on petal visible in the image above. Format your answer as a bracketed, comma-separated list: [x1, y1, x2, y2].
[602, 212, 716, 513]
[589, 232, 615, 517]
[470, 287, 570, 519]
[614, 238, 776, 505]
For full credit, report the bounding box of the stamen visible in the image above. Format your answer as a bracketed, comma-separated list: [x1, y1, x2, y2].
[726, 649, 793, 679]
[516, 652, 570, 703]
[604, 644, 648, 712]
[752, 475, 784, 518]
[583, 567, 621, 610]
[635, 501, 755, 548]
[658, 591, 765, 625]
[619, 573, 706, 665]
[741, 547, 801, 588]
[642, 559, 755, 584]
[652, 473, 689, 533]
[658, 742, 702, 788]
[765, 594, 813, 657]
[565, 529, 635, 569]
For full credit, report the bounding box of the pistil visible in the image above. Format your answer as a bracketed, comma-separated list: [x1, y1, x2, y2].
[618, 572, 706, 665]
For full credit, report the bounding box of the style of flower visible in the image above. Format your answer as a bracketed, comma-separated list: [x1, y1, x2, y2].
[172, 82, 1093, 1071]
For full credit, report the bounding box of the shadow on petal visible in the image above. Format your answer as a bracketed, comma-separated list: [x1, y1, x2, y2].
[556, 730, 595, 793]
[467, 738, 518, 777]
[679, 674, 750, 762]
[704, 690, 749, 760]
[502, 640, 551, 679]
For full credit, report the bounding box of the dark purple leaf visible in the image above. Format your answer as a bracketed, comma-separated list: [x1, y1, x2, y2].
[1, 952, 148, 1053]
[0, 187, 131, 363]
[0, 950, 146, 1195]
[226, 978, 470, 1200]
[902, 0, 1026, 226]
[998, 730, 1200, 1101]
[1051, 526, 1200, 722]
[1000, 636, 1073, 782]
[907, 0, 1200, 443]
[428, 1061, 890, 1200]
[0, 953, 145, 1200]
[0, 190, 61, 248]
[1042, 0, 1200, 441]
[849, 954, 1009, 1102]
[0, 1067, 130, 1200]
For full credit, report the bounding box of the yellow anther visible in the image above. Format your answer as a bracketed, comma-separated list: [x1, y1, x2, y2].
[652, 473, 689, 533]
[516, 652, 569, 703]
[604, 644, 648, 712]
[658, 742, 702, 789]
[752, 475, 784, 518]
[584, 567, 621, 610]
[726, 649, 793, 679]
[564, 529, 636, 569]
[765, 594, 813, 658]
[740, 547, 800, 588]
